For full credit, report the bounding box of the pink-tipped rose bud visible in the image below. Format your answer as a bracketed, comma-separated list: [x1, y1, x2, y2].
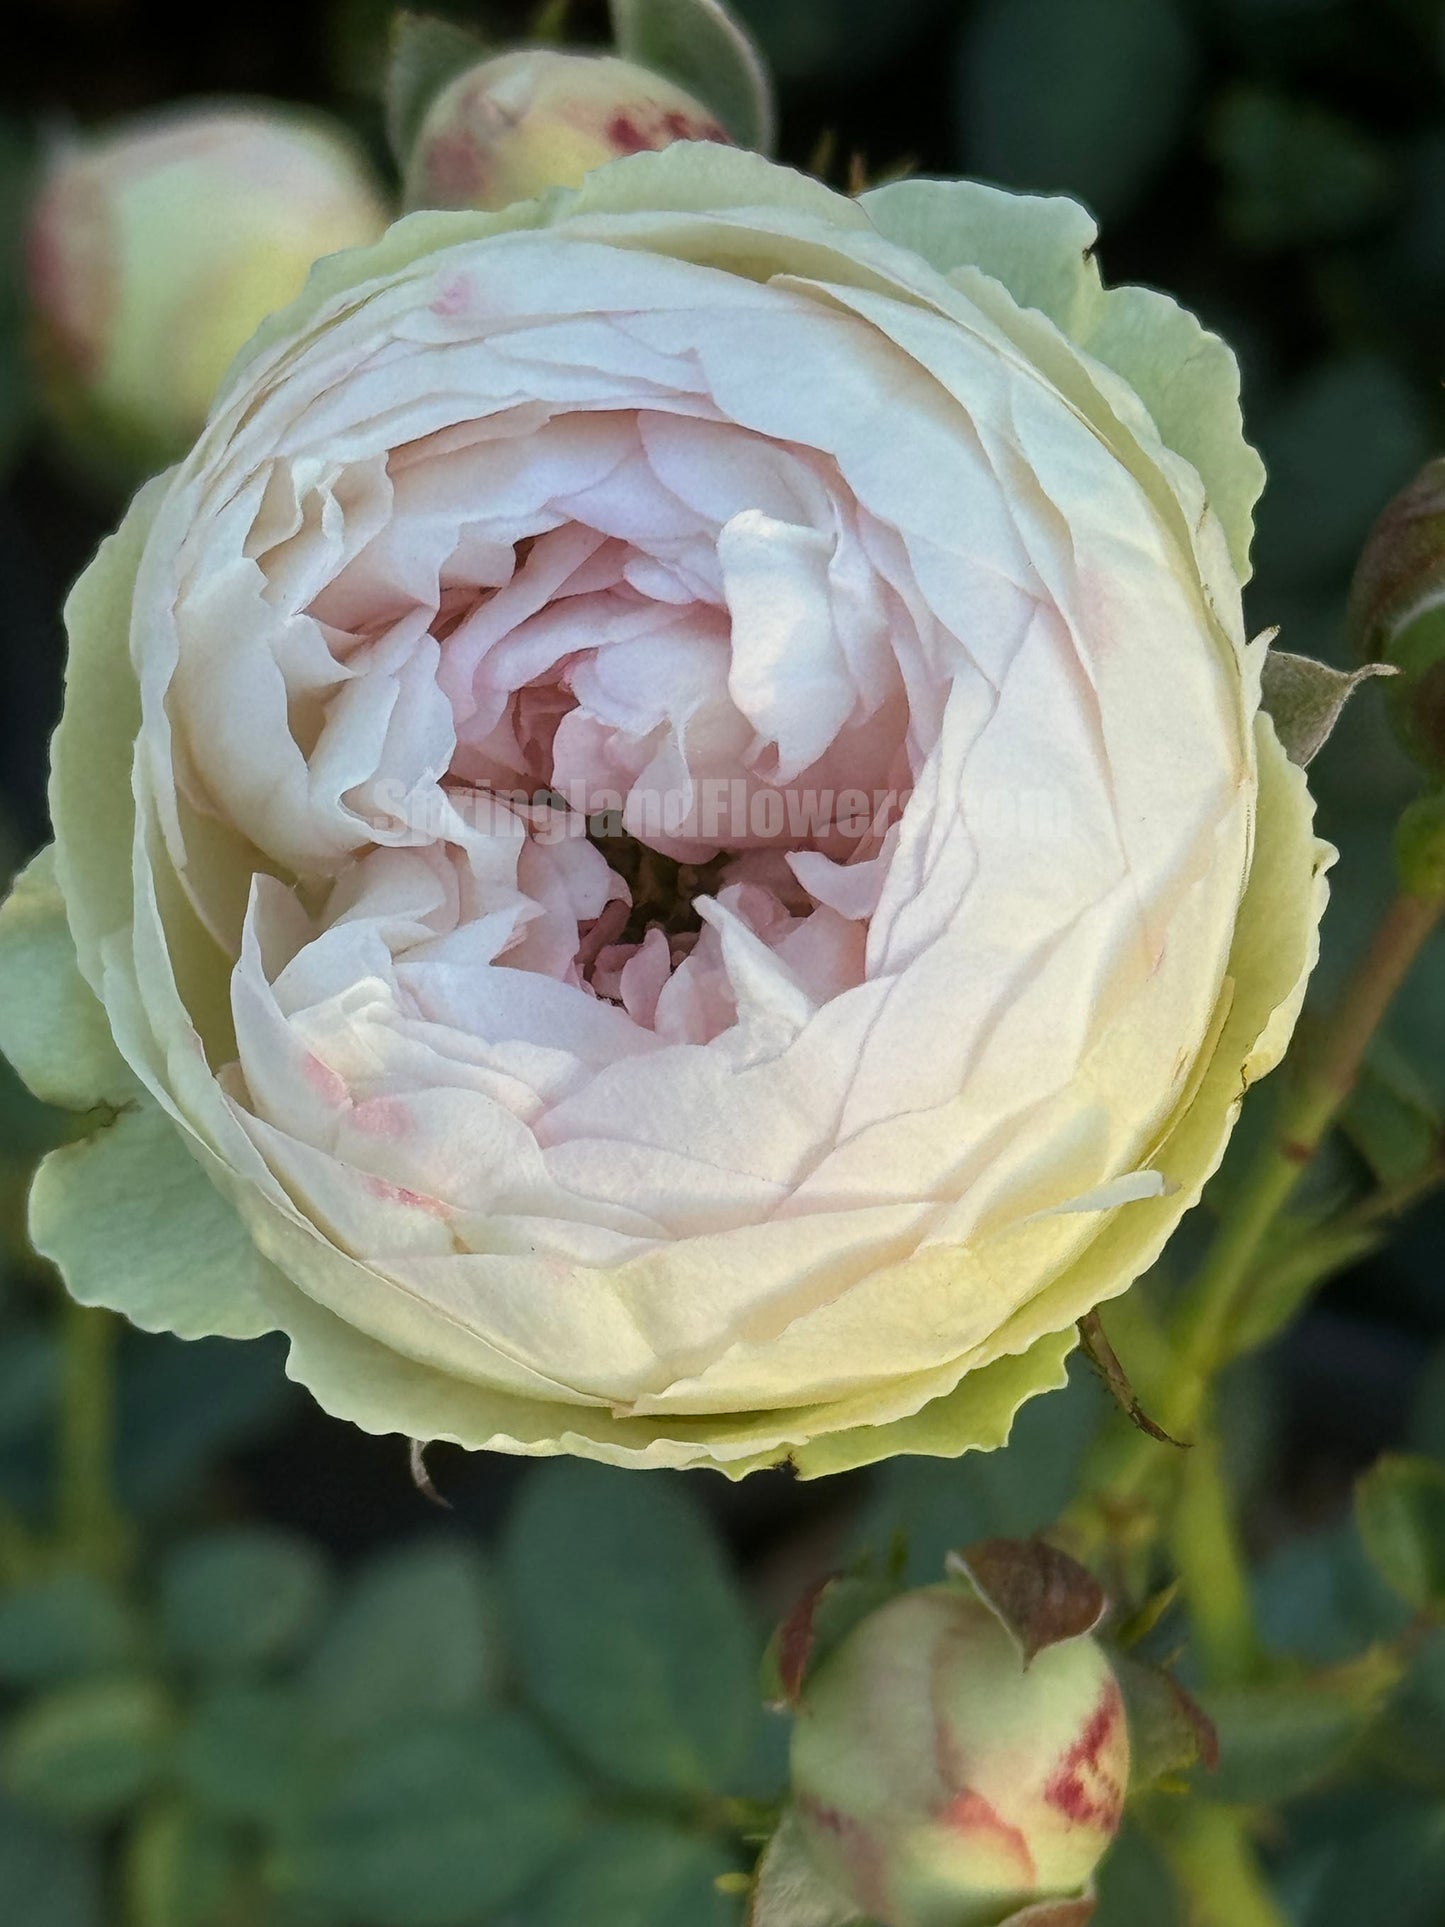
[789, 1585, 1130, 1927]
[403, 48, 731, 214]
[28, 104, 389, 478]
[1348, 456, 1445, 782]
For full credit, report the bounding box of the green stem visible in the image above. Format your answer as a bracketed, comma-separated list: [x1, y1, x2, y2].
[58, 1298, 125, 1575]
[1169, 1427, 1262, 1686]
[1159, 1804, 1287, 1927]
[1170, 888, 1443, 1411]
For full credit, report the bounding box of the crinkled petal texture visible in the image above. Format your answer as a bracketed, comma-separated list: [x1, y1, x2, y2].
[0, 150, 1328, 1475]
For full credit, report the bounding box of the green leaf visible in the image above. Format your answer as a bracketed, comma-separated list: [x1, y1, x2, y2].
[175, 1684, 313, 1825]
[0, 1791, 103, 1926]
[1212, 87, 1394, 251]
[1202, 1654, 1400, 1804]
[0, 1570, 139, 1686]
[1230, 1221, 1383, 1355]
[116, 1332, 297, 1518]
[285, 1712, 582, 1927]
[1357, 1455, 1445, 1612]
[503, 1462, 763, 1798]
[956, 0, 1196, 222]
[1342, 1041, 1443, 1187]
[384, 12, 490, 170]
[1297, 1801, 1445, 1927]
[302, 1537, 498, 1739]
[2, 1675, 173, 1821]
[854, 1358, 1106, 1584]
[124, 1799, 240, 1927]
[520, 1819, 743, 1927]
[1091, 1824, 1182, 1927]
[161, 1528, 331, 1674]
[610, 0, 776, 152]
[1254, 1520, 1411, 1665]
[1390, 1631, 1445, 1791]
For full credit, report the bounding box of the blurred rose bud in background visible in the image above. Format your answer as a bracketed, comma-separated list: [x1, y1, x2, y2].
[403, 47, 730, 213]
[1350, 454, 1445, 784]
[789, 1583, 1130, 1927]
[27, 103, 389, 480]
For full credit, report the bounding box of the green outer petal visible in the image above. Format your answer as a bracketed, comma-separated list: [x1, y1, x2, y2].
[0, 847, 137, 1111]
[246, 1253, 1074, 1479]
[51, 476, 168, 1013]
[859, 176, 1102, 333]
[860, 177, 1265, 581]
[787, 1329, 1075, 1479]
[1079, 281, 1263, 587]
[30, 1097, 278, 1341]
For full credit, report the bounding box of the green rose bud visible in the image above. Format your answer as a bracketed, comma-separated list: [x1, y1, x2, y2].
[402, 48, 731, 214]
[789, 1584, 1130, 1927]
[27, 104, 388, 481]
[1395, 790, 1445, 899]
[1348, 456, 1445, 782]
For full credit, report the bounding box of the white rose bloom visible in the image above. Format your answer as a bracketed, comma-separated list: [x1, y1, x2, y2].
[0, 148, 1327, 1475]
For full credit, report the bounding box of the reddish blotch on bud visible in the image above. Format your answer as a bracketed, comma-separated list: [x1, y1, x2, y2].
[788, 1583, 1130, 1927]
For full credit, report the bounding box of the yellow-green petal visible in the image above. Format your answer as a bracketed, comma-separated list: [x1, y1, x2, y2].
[788, 1329, 1076, 1480]
[30, 1098, 278, 1341]
[0, 846, 136, 1112]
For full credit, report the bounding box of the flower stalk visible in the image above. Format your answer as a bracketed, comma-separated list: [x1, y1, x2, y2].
[1169, 1430, 1263, 1686]
[1159, 1804, 1289, 1927]
[58, 1297, 127, 1576]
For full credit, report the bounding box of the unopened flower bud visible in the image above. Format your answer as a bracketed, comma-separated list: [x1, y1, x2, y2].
[28, 105, 389, 478]
[790, 1585, 1130, 1927]
[1349, 457, 1445, 782]
[403, 48, 730, 213]
[1396, 790, 1445, 899]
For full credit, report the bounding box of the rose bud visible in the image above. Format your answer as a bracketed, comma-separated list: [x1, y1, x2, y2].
[1396, 789, 1445, 900]
[1348, 456, 1445, 781]
[403, 48, 730, 212]
[789, 1585, 1130, 1926]
[28, 104, 388, 478]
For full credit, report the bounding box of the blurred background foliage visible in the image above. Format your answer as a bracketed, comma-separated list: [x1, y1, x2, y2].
[2, 0, 1445, 1922]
